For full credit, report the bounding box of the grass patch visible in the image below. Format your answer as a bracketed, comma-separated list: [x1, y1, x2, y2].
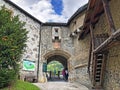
[0, 80, 40, 90]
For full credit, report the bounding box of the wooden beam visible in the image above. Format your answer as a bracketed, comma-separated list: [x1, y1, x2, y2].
[93, 29, 120, 53]
[78, 1, 94, 40]
[90, 0, 96, 8]
[90, 24, 96, 85]
[91, 0, 101, 18]
[88, 39, 92, 73]
[93, 53, 97, 86]
[102, 0, 116, 33]
[90, 25, 95, 50]
[88, 0, 100, 80]
[83, 0, 101, 38]
[90, 0, 101, 48]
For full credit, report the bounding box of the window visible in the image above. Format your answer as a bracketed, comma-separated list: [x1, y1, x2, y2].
[55, 28, 58, 36]
[52, 27, 61, 42]
[55, 36, 59, 41]
[55, 28, 58, 33]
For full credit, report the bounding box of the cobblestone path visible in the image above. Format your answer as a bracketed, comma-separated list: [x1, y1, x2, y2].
[33, 82, 89, 90]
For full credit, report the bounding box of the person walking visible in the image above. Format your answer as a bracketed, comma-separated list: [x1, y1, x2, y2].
[62, 68, 66, 80]
[65, 68, 69, 81]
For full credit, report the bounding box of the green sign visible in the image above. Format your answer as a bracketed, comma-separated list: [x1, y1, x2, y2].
[23, 59, 35, 71]
[42, 63, 47, 72]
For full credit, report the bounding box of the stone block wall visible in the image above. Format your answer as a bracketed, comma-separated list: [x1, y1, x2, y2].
[104, 0, 120, 90]
[41, 26, 53, 58]
[0, 0, 41, 77]
[40, 25, 74, 81]
[94, 13, 109, 35]
[72, 34, 91, 87]
[104, 0, 120, 89]
[75, 66, 91, 88]
[41, 25, 73, 60]
[69, 11, 91, 87]
[103, 45, 120, 90]
[69, 12, 85, 32]
[109, 0, 120, 30]
[74, 35, 90, 65]
[60, 27, 74, 54]
[93, 2, 120, 89]
[1, 0, 120, 88]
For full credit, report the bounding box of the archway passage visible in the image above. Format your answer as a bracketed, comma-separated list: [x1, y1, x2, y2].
[44, 50, 71, 81]
[46, 55, 68, 81]
[47, 55, 67, 67]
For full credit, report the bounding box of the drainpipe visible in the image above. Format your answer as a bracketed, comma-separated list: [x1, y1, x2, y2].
[37, 23, 42, 81]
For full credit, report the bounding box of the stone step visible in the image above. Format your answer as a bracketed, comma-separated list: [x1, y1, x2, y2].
[95, 76, 100, 78]
[97, 54, 103, 59]
[95, 82, 101, 86]
[95, 78, 100, 80]
[95, 78, 100, 81]
[96, 80, 100, 82]
[95, 75, 100, 77]
[97, 54, 103, 56]
[96, 71, 101, 73]
[95, 77, 100, 79]
[97, 61, 102, 63]
[96, 59, 102, 61]
[96, 68, 101, 71]
[97, 63, 102, 67]
[97, 61, 102, 64]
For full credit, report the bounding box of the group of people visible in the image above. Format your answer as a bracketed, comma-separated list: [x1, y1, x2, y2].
[62, 68, 69, 81]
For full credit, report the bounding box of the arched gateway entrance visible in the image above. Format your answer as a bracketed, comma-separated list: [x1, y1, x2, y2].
[44, 50, 71, 81]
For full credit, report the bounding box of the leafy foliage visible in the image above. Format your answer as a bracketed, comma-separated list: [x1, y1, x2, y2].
[0, 69, 16, 88]
[47, 61, 64, 74]
[0, 6, 28, 88]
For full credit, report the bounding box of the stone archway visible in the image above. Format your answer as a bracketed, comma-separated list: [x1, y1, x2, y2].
[44, 50, 71, 67]
[44, 50, 71, 81]
[44, 50, 71, 60]
[47, 55, 67, 68]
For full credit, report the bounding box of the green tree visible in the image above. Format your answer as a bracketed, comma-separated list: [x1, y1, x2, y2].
[0, 6, 28, 88]
[47, 61, 64, 74]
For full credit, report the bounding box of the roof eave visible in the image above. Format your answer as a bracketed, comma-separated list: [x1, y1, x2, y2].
[42, 22, 67, 26]
[3, 0, 42, 24]
[67, 4, 88, 26]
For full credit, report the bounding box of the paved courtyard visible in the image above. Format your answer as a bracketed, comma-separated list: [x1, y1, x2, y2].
[33, 81, 89, 90]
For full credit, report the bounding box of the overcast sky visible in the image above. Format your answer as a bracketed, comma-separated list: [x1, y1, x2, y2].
[10, 0, 88, 23]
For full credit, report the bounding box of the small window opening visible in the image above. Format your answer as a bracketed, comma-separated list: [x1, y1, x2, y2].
[55, 28, 58, 33]
[55, 36, 59, 41]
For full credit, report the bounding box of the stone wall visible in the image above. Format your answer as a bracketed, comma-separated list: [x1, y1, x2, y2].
[41, 26, 53, 59]
[0, 0, 41, 77]
[41, 25, 73, 60]
[2, 0, 120, 88]
[75, 65, 91, 88]
[109, 0, 120, 30]
[94, 13, 109, 35]
[74, 35, 90, 65]
[69, 11, 91, 87]
[69, 12, 85, 32]
[104, 0, 120, 89]
[93, 1, 120, 89]
[40, 25, 74, 81]
[104, 45, 120, 90]
[73, 34, 91, 87]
